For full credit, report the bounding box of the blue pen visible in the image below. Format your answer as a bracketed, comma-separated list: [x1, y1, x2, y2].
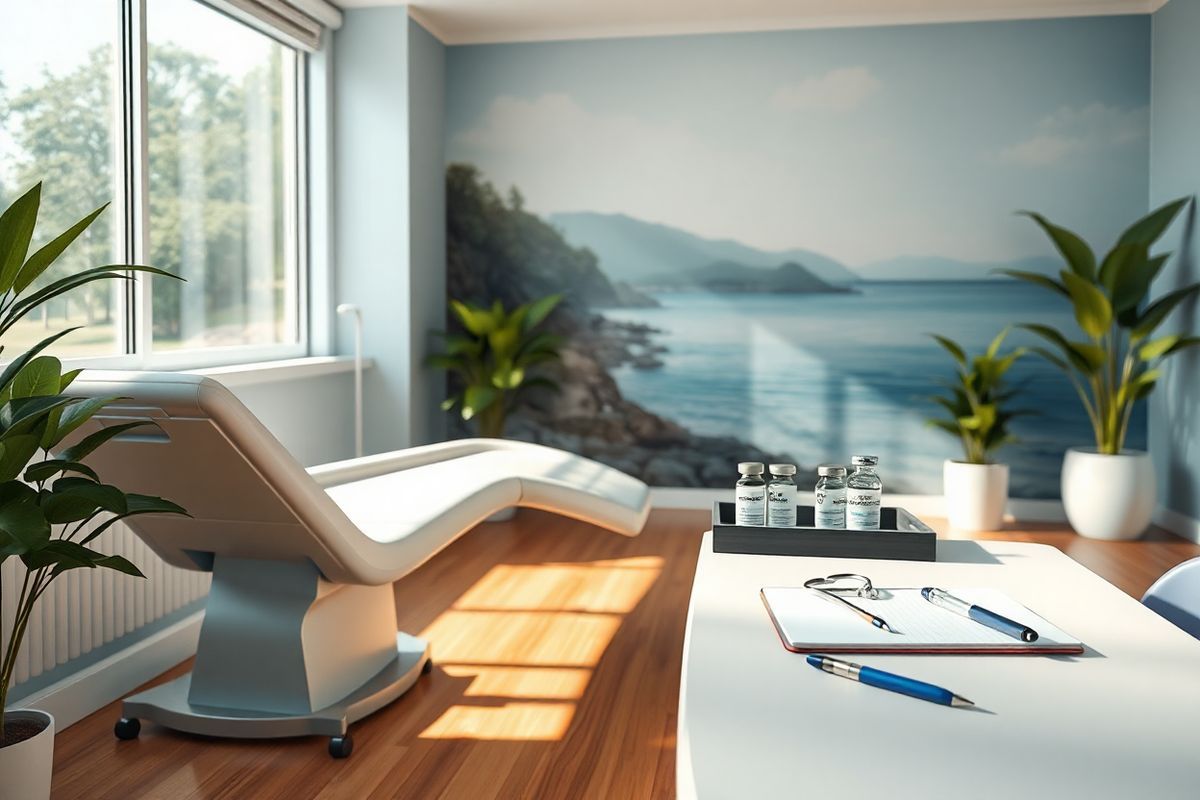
[922, 587, 1039, 643]
[806, 654, 974, 708]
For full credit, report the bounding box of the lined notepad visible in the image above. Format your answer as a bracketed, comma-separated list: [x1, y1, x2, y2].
[761, 587, 1084, 654]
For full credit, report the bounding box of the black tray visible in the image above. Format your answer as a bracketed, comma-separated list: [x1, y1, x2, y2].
[711, 502, 936, 561]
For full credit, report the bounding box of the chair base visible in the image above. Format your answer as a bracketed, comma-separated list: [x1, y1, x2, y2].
[119, 632, 430, 740]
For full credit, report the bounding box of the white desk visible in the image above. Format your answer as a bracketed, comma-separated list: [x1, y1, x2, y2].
[678, 534, 1200, 799]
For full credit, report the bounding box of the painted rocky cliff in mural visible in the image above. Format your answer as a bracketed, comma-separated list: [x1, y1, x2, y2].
[444, 163, 795, 487]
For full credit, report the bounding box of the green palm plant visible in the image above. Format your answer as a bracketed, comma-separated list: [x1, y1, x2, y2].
[426, 295, 563, 438]
[926, 329, 1028, 464]
[1003, 197, 1199, 455]
[0, 183, 187, 740]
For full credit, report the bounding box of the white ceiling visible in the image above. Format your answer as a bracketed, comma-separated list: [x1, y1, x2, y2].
[336, 0, 1165, 45]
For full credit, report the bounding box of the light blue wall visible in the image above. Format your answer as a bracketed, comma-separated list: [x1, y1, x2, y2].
[334, 9, 446, 452]
[335, 6, 411, 454]
[407, 18, 447, 446]
[1150, 0, 1200, 521]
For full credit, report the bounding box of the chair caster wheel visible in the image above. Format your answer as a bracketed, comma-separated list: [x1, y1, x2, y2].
[422, 658, 433, 675]
[114, 717, 141, 740]
[329, 734, 354, 759]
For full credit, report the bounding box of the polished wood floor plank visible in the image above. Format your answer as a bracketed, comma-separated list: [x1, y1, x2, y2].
[50, 509, 1199, 799]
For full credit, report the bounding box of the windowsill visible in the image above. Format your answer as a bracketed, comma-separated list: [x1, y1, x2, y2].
[190, 355, 373, 388]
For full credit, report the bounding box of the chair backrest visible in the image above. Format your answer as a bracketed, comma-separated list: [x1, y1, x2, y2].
[1142, 557, 1200, 640]
[67, 371, 370, 582]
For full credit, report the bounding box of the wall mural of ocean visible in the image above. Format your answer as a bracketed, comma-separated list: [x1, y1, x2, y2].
[444, 16, 1153, 497]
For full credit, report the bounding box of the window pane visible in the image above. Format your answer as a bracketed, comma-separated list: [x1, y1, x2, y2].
[147, 0, 300, 351]
[0, 2, 123, 358]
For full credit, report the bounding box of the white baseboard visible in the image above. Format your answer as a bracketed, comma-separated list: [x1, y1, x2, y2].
[1154, 507, 1200, 544]
[21, 610, 203, 731]
[650, 488, 1066, 522]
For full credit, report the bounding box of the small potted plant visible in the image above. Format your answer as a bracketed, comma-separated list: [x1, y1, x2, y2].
[1006, 197, 1198, 539]
[0, 184, 186, 799]
[926, 329, 1027, 531]
[426, 294, 564, 439]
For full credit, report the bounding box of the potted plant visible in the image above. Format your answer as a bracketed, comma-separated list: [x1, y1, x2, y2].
[926, 329, 1027, 531]
[426, 294, 564, 439]
[1006, 197, 1199, 539]
[0, 184, 186, 799]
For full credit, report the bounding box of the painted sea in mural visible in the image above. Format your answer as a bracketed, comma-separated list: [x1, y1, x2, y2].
[602, 282, 1144, 497]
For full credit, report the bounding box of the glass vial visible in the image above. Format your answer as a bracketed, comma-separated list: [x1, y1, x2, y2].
[767, 464, 798, 527]
[846, 455, 882, 530]
[815, 464, 847, 529]
[735, 462, 766, 526]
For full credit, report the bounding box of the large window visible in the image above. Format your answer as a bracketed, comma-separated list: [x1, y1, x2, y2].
[1, 0, 308, 367]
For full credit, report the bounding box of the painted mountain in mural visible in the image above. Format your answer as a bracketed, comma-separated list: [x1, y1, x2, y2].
[856, 254, 1062, 281]
[644, 260, 853, 294]
[548, 211, 859, 286]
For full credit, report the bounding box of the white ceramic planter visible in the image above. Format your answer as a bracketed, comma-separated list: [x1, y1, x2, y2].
[943, 460, 1009, 532]
[0, 709, 55, 800]
[1061, 448, 1156, 540]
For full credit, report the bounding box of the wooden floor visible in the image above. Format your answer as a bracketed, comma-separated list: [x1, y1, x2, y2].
[51, 509, 1199, 800]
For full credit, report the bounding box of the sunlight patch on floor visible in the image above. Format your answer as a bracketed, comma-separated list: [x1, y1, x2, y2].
[451, 556, 664, 613]
[442, 665, 592, 700]
[420, 702, 577, 741]
[417, 556, 663, 741]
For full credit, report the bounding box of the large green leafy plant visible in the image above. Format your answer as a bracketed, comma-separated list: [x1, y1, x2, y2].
[926, 329, 1028, 465]
[0, 184, 187, 740]
[426, 295, 563, 438]
[1006, 198, 1200, 455]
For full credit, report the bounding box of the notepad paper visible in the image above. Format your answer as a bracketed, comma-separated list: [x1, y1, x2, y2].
[761, 587, 1083, 654]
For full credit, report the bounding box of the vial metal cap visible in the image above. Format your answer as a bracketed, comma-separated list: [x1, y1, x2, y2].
[738, 462, 765, 475]
[817, 464, 847, 477]
[768, 463, 797, 476]
[851, 455, 879, 467]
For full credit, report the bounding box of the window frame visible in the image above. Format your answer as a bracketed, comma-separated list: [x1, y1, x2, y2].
[45, 0, 315, 372]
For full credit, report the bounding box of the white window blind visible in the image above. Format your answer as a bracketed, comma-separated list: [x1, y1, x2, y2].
[203, 0, 342, 51]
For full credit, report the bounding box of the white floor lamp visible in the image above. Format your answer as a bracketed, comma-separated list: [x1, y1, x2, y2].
[337, 304, 364, 459]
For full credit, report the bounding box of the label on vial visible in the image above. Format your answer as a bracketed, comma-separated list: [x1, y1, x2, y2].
[846, 489, 881, 529]
[767, 485, 797, 527]
[815, 487, 846, 528]
[736, 485, 766, 526]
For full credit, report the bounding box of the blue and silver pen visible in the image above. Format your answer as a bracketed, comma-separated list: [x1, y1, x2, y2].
[806, 654, 974, 708]
[922, 587, 1039, 643]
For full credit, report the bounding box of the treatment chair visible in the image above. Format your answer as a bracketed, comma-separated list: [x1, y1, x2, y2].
[67, 371, 651, 758]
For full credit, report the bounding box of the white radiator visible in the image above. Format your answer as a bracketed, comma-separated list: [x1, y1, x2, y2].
[1, 523, 210, 690]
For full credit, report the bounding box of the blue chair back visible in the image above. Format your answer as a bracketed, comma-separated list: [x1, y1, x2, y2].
[1143, 557, 1200, 640]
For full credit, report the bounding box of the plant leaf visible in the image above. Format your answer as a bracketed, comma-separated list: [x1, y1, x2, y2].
[522, 294, 562, 331]
[449, 299, 496, 336]
[0, 491, 49, 556]
[929, 334, 966, 367]
[1113, 252, 1170, 323]
[0, 182, 42, 293]
[1018, 211, 1096, 279]
[1061, 271, 1113, 339]
[79, 494, 190, 545]
[460, 385, 498, 421]
[1019, 324, 1106, 374]
[41, 479, 128, 523]
[1117, 196, 1191, 247]
[24, 459, 100, 484]
[14, 202, 108, 293]
[1132, 283, 1200, 340]
[1097, 242, 1147, 300]
[0, 328, 80, 397]
[10, 355, 62, 399]
[59, 420, 156, 463]
[996, 269, 1069, 297]
[43, 395, 125, 450]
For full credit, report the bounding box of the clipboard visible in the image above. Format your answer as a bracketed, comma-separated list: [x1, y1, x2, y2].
[761, 586, 1085, 655]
